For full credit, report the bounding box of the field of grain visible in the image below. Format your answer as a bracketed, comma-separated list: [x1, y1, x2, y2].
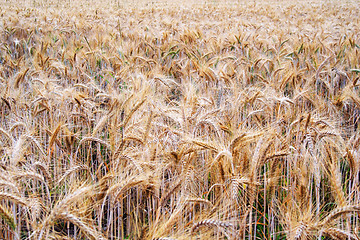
[0, 0, 360, 239]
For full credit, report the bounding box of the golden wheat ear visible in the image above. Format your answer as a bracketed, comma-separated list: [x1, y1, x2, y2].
[0, 192, 28, 206]
[57, 212, 107, 240]
[191, 219, 234, 239]
[322, 228, 359, 240]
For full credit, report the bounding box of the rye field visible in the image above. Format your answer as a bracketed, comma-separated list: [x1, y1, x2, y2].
[0, 0, 360, 239]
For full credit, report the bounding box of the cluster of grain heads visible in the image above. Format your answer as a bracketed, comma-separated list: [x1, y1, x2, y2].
[0, 0, 360, 239]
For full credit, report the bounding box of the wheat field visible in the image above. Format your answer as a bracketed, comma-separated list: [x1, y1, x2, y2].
[0, 0, 360, 239]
